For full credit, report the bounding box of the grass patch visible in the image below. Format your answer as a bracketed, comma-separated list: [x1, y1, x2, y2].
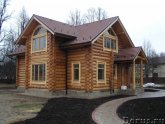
[13, 103, 44, 110]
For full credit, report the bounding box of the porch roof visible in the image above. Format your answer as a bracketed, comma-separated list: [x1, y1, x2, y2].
[8, 45, 25, 56]
[114, 47, 148, 63]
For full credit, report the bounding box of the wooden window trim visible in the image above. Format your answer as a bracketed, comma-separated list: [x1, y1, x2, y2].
[31, 26, 47, 53]
[97, 61, 106, 83]
[71, 62, 81, 83]
[103, 28, 118, 53]
[30, 63, 47, 85]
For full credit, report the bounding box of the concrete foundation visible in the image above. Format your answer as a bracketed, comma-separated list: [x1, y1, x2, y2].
[17, 86, 144, 99]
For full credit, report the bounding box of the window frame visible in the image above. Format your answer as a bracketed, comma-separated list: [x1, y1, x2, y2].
[103, 28, 118, 52]
[72, 62, 81, 83]
[31, 26, 47, 53]
[31, 63, 47, 84]
[97, 61, 106, 83]
[103, 35, 118, 52]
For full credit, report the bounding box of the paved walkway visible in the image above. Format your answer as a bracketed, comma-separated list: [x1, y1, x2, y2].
[92, 90, 165, 124]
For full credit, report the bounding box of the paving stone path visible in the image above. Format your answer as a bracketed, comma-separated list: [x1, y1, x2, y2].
[92, 90, 165, 124]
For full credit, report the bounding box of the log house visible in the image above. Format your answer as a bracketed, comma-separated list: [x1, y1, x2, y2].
[9, 14, 148, 97]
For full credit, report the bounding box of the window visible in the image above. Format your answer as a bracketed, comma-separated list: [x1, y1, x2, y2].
[32, 64, 46, 82]
[103, 28, 118, 52]
[97, 62, 106, 82]
[32, 26, 47, 52]
[104, 37, 117, 51]
[72, 62, 80, 83]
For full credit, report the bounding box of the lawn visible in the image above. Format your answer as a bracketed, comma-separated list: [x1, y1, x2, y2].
[12, 95, 128, 124]
[117, 97, 165, 124]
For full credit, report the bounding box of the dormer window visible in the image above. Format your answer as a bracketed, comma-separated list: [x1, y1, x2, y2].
[32, 26, 47, 52]
[103, 28, 118, 52]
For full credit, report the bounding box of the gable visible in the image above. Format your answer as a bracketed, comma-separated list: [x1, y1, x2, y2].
[115, 47, 148, 63]
[91, 19, 134, 49]
[17, 15, 77, 45]
[112, 20, 134, 48]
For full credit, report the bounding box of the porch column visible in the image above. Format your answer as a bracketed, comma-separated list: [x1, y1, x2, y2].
[140, 59, 143, 88]
[132, 60, 136, 90]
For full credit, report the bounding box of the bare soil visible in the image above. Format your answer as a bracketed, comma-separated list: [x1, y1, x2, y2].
[12, 95, 129, 124]
[0, 84, 128, 124]
[117, 97, 165, 124]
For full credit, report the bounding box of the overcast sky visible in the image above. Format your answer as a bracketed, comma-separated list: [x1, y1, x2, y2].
[8, 0, 165, 53]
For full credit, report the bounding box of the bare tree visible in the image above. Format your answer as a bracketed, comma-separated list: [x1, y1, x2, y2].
[67, 9, 82, 26]
[4, 28, 17, 53]
[67, 7, 108, 25]
[17, 7, 29, 35]
[0, 27, 17, 83]
[159, 52, 165, 57]
[0, 0, 10, 43]
[84, 8, 96, 23]
[84, 7, 107, 23]
[96, 7, 107, 21]
[142, 40, 158, 79]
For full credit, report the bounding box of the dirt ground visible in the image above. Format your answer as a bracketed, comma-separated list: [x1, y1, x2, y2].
[0, 84, 129, 124]
[0, 85, 48, 124]
[117, 97, 165, 124]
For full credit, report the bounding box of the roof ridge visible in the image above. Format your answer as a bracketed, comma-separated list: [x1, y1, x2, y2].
[75, 16, 119, 27]
[33, 14, 119, 28]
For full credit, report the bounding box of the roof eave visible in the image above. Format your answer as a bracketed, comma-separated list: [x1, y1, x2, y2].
[16, 16, 34, 44]
[16, 15, 55, 44]
[33, 16, 54, 34]
[61, 41, 91, 49]
[91, 17, 119, 44]
[7, 52, 25, 56]
[133, 47, 148, 63]
[117, 18, 134, 47]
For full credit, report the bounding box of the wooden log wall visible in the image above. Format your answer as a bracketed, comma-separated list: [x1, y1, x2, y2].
[16, 56, 25, 87]
[24, 30, 49, 89]
[25, 36, 31, 88]
[19, 30, 67, 90]
[48, 35, 66, 91]
[67, 46, 89, 91]
[92, 35, 114, 91]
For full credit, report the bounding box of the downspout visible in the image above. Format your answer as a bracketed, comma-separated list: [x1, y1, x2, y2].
[65, 50, 68, 95]
[112, 52, 114, 93]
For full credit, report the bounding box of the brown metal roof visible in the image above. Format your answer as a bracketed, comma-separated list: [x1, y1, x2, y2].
[34, 15, 78, 38]
[8, 45, 25, 56]
[33, 15, 118, 46]
[10, 15, 119, 55]
[115, 47, 141, 61]
[65, 17, 118, 45]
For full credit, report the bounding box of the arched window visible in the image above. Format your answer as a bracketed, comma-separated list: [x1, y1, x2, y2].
[32, 26, 47, 52]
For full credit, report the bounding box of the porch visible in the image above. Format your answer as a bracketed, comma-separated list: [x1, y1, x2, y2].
[114, 47, 148, 94]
